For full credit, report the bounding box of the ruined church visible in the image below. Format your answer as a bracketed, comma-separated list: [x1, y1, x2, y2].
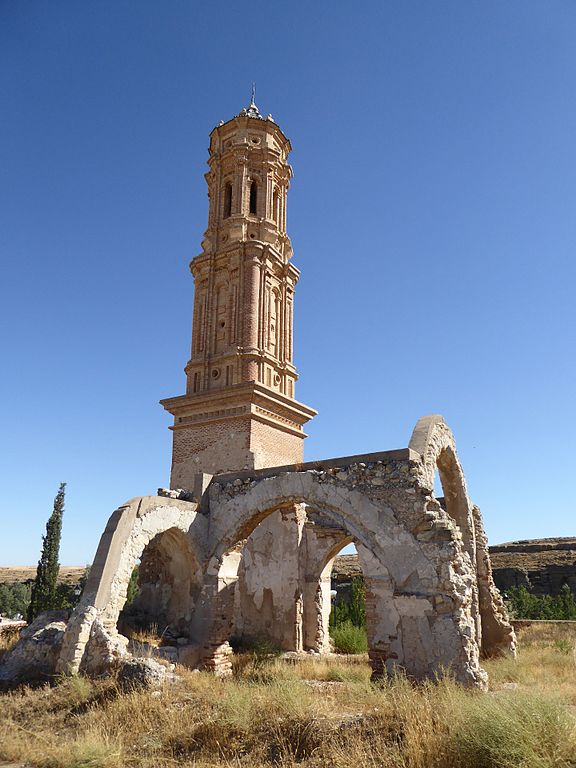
[54, 96, 515, 688]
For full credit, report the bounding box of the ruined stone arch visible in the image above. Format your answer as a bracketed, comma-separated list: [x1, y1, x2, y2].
[96, 500, 204, 633]
[53, 418, 515, 687]
[198, 469, 487, 686]
[56, 497, 203, 675]
[409, 415, 476, 555]
[119, 526, 204, 641]
[409, 415, 516, 659]
[199, 479, 389, 672]
[207, 473, 399, 567]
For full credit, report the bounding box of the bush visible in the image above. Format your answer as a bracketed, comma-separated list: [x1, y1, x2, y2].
[507, 584, 576, 620]
[330, 620, 368, 654]
[0, 582, 32, 619]
[331, 576, 366, 627]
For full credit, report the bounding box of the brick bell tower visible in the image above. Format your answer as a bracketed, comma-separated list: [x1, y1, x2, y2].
[161, 94, 316, 487]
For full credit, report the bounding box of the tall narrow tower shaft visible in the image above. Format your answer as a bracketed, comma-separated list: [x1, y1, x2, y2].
[161, 99, 316, 485]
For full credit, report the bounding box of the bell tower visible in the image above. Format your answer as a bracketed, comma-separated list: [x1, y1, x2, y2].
[161, 95, 316, 486]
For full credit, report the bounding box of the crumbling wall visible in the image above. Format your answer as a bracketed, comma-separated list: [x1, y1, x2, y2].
[473, 505, 517, 657]
[234, 506, 306, 650]
[409, 414, 516, 660]
[200, 452, 492, 688]
[32, 416, 513, 691]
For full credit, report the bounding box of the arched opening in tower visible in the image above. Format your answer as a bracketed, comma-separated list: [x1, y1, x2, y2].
[272, 187, 280, 224]
[223, 182, 232, 219]
[249, 180, 258, 215]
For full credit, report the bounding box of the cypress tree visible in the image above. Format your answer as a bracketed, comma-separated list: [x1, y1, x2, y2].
[27, 483, 66, 622]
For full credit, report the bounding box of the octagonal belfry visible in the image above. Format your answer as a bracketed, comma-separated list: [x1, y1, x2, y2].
[161, 95, 316, 486]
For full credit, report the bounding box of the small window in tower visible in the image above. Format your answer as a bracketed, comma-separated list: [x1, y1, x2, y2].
[249, 181, 258, 215]
[273, 188, 279, 224]
[223, 182, 232, 219]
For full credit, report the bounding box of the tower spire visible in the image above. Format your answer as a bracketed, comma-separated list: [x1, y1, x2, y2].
[238, 84, 263, 119]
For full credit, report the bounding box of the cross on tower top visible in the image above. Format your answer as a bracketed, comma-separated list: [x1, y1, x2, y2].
[238, 83, 264, 119]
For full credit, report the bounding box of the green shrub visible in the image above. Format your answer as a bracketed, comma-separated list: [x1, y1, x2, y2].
[0, 582, 32, 619]
[330, 620, 368, 654]
[507, 584, 576, 620]
[125, 564, 139, 605]
[331, 576, 366, 629]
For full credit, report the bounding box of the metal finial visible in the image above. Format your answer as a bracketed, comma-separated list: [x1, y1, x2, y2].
[237, 84, 264, 120]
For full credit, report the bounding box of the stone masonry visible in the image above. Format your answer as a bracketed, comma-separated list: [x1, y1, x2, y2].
[53, 415, 516, 688]
[2, 97, 516, 689]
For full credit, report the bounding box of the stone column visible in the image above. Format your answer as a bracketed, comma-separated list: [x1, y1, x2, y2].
[193, 553, 241, 676]
[234, 505, 306, 651]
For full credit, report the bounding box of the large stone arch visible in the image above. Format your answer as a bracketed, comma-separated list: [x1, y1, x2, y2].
[198, 466, 488, 686]
[207, 472, 408, 565]
[57, 496, 204, 675]
[409, 415, 516, 658]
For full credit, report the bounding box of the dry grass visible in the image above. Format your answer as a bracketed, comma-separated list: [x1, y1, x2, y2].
[0, 566, 85, 584]
[485, 622, 576, 704]
[1, 625, 576, 767]
[0, 630, 19, 662]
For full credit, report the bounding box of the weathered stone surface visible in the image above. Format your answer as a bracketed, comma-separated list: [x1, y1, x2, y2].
[116, 657, 178, 690]
[0, 611, 69, 687]
[49, 417, 515, 690]
[157, 488, 195, 501]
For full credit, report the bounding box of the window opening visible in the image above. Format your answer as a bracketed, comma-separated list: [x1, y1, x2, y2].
[223, 182, 232, 219]
[249, 181, 257, 215]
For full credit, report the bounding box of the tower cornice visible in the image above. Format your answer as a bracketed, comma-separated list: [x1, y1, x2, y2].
[210, 114, 291, 155]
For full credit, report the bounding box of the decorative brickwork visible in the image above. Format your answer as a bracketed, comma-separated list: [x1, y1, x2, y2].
[161, 100, 316, 482]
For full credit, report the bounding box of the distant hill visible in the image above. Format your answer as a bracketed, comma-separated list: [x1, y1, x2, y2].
[489, 537, 576, 595]
[0, 566, 85, 584]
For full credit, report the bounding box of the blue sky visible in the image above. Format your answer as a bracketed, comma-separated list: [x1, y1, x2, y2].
[1, 1, 575, 565]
